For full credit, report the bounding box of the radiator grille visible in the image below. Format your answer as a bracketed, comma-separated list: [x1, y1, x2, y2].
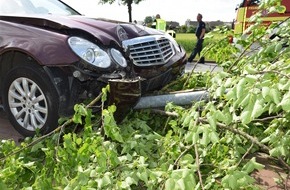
[122, 36, 175, 66]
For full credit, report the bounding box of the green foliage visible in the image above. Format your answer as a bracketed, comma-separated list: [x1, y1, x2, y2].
[144, 16, 153, 25]
[0, 0, 289, 189]
[178, 25, 188, 33]
[186, 26, 196, 33]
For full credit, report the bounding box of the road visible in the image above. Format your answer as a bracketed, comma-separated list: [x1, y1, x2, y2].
[0, 109, 23, 142]
[0, 62, 222, 142]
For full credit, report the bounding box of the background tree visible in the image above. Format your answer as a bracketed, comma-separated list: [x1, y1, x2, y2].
[144, 15, 153, 26]
[178, 25, 187, 33]
[99, 0, 145, 22]
[186, 26, 195, 33]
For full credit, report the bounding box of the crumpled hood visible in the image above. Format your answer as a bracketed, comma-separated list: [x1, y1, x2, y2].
[0, 14, 163, 46]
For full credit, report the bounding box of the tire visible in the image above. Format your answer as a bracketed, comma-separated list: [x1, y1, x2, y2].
[2, 65, 59, 137]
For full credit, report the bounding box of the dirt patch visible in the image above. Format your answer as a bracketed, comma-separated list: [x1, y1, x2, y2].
[251, 152, 290, 189]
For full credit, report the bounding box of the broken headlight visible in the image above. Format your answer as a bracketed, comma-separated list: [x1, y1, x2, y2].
[110, 48, 127, 67]
[68, 37, 111, 68]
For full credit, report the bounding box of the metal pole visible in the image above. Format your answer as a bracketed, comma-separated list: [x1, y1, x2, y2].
[133, 90, 209, 109]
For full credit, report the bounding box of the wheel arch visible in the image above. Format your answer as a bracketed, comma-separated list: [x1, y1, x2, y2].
[0, 50, 73, 116]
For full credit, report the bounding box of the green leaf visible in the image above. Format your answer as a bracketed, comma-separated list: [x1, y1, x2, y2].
[261, 136, 271, 143]
[216, 86, 226, 97]
[244, 65, 257, 74]
[275, 43, 282, 52]
[210, 131, 219, 143]
[90, 170, 97, 178]
[180, 154, 194, 165]
[245, 75, 258, 84]
[279, 92, 290, 111]
[76, 138, 82, 145]
[237, 78, 247, 99]
[279, 79, 290, 91]
[184, 131, 194, 143]
[221, 173, 236, 189]
[270, 146, 288, 157]
[239, 93, 251, 107]
[201, 127, 210, 146]
[214, 110, 226, 123]
[0, 180, 7, 190]
[262, 86, 271, 101]
[165, 178, 176, 190]
[269, 147, 281, 157]
[240, 101, 254, 124]
[265, 43, 276, 53]
[269, 103, 278, 114]
[73, 113, 82, 124]
[31, 142, 44, 152]
[96, 175, 111, 189]
[242, 158, 264, 174]
[182, 115, 192, 127]
[270, 88, 281, 105]
[137, 171, 148, 183]
[170, 169, 196, 190]
[251, 98, 264, 119]
[207, 113, 217, 130]
[101, 85, 109, 102]
[225, 88, 236, 100]
[276, 5, 286, 13]
[125, 176, 137, 187]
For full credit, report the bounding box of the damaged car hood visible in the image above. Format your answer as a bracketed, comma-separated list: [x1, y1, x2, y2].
[0, 14, 163, 46]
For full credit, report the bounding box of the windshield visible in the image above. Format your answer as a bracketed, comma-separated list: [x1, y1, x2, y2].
[0, 0, 80, 15]
[238, 0, 260, 8]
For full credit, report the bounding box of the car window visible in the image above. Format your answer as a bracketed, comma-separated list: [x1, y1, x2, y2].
[0, 0, 80, 16]
[0, 0, 24, 14]
[250, 0, 260, 5]
[28, 0, 79, 15]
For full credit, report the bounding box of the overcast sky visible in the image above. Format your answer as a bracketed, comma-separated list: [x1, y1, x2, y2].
[62, 0, 242, 25]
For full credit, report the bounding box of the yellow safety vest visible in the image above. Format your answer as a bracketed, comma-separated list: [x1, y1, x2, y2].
[156, 19, 166, 32]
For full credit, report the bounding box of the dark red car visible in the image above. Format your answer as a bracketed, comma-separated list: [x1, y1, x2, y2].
[0, 0, 187, 136]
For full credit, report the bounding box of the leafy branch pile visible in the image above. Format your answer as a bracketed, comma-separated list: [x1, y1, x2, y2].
[1, 0, 290, 189]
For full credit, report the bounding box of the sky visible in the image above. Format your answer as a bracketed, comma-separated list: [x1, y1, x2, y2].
[62, 0, 242, 25]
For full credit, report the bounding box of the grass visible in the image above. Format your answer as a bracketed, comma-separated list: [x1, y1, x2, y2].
[175, 33, 225, 62]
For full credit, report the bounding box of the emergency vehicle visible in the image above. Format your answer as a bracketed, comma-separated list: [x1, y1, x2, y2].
[234, 0, 290, 35]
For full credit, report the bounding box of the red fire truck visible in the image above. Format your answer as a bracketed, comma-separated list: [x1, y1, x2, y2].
[234, 0, 290, 35]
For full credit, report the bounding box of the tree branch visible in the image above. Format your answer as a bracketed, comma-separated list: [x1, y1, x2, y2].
[0, 92, 103, 162]
[173, 144, 194, 167]
[236, 142, 254, 167]
[150, 109, 178, 117]
[195, 144, 205, 190]
[199, 118, 290, 171]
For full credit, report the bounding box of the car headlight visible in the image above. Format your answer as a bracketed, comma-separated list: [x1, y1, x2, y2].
[68, 37, 111, 68]
[110, 48, 127, 67]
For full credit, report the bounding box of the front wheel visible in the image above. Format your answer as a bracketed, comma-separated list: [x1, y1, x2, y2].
[3, 65, 60, 136]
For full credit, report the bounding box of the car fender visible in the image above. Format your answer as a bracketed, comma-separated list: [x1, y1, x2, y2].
[0, 20, 80, 66]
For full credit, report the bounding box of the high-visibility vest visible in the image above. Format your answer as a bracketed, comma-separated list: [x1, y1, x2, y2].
[156, 19, 166, 32]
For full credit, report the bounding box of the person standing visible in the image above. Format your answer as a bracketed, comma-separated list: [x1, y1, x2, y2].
[152, 14, 166, 32]
[188, 13, 206, 63]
